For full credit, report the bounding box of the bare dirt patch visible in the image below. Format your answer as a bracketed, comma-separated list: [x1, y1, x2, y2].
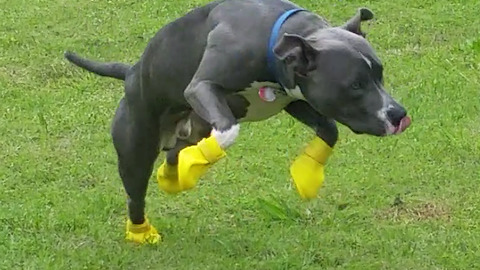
[376, 197, 451, 222]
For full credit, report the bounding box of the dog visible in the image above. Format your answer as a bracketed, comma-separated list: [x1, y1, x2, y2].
[65, 0, 411, 244]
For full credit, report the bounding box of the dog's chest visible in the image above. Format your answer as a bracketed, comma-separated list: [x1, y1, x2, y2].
[231, 82, 296, 122]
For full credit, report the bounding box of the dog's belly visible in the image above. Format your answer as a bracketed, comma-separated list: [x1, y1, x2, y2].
[164, 82, 295, 149]
[231, 82, 296, 123]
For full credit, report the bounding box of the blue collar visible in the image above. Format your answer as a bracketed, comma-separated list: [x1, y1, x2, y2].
[267, 8, 306, 87]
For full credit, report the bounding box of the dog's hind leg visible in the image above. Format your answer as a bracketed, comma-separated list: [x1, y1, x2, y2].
[157, 112, 212, 194]
[111, 83, 163, 244]
[156, 140, 192, 194]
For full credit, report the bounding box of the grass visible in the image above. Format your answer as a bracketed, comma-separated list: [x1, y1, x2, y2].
[0, 0, 479, 269]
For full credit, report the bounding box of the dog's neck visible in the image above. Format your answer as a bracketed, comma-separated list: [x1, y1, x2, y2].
[267, 9, 329, 93]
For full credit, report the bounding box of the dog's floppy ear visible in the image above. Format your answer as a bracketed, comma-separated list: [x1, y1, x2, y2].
[273, 33, 318, 89]
[342, 8, 374, 38]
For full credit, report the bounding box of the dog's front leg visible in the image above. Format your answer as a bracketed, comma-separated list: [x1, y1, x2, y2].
[285, 100, 338, 199]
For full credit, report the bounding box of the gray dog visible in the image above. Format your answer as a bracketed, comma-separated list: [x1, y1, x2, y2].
[65, 0, 411, 244]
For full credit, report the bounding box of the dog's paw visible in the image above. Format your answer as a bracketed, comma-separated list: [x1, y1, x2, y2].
[157, 161, 183, 194]
[290, 137, 333, 199]
[177, 136, 226, 190]
[125, 218, 161, 244]
[290, 154, 326, 199]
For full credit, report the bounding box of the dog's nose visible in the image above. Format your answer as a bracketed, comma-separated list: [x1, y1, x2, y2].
[387, 107, 407, 127]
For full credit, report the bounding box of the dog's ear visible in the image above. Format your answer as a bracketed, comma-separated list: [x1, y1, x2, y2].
[341, 8, 374, 38]
[273, 33, 318, 88]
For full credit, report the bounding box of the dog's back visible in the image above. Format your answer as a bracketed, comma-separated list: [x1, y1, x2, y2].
[136, 0, 302, 104]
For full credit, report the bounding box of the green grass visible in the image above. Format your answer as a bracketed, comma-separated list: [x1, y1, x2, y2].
[1, 0, 479, 269]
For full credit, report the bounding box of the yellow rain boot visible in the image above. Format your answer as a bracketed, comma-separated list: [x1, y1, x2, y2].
[290, 137, 333, 199]
[125, 218, 161, 244]
[177, 135, 226, 191]
[157, 161, 182, 194]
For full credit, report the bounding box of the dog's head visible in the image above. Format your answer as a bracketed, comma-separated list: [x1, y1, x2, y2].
[273, 8, 411, 136]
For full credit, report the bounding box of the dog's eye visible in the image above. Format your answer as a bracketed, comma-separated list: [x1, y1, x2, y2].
[351, 82, 362, 90]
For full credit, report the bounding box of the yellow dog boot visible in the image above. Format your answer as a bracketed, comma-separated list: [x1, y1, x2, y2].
[125, 218, 161, 244]
[157, 161, 182, 194]
[290, 137, 333, 199]
[177, 135, 226, 191]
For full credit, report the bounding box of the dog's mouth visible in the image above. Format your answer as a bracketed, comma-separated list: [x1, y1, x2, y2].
[388, 116, 412, 135]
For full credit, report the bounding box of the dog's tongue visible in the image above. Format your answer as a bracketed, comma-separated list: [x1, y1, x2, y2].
[394, 116, 412, 135]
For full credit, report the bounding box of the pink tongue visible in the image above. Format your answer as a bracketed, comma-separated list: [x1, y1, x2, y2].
[395, 116, 412, 134]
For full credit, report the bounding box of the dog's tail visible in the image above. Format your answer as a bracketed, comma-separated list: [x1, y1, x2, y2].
[64, 51, 131, 81]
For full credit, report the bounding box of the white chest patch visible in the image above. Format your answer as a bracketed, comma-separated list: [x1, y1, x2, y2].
[235, 81, 298, 122]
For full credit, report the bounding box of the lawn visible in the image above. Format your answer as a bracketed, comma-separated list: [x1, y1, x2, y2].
[0, 0, 479, 269]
